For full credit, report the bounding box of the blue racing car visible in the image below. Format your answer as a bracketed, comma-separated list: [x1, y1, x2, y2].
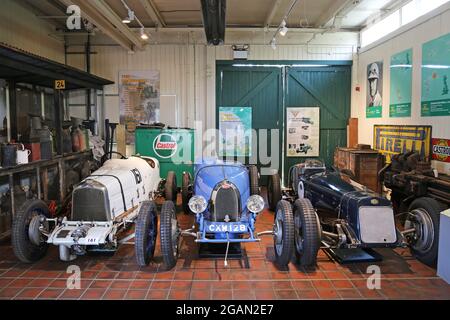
[159, 158, 280, 269]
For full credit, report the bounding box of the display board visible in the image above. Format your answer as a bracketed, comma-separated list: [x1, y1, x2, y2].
[286, 107, 320, 157]
[421, 33, 450, 117]
[432, 138, 450, 163]
[119, 70, 160, 144]
[374, 125, 432, 163]
[218, 107, 252, 157]
[366, 61, 383, 118]
[390, 49, 412, 117]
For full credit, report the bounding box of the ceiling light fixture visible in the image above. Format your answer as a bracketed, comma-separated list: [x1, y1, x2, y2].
[269, 0, 299, 48]
[279, 20, 288, 36]
[122, 10, 135, 24]
[140, 27, 149, 40]
[270, 38, 277, 50]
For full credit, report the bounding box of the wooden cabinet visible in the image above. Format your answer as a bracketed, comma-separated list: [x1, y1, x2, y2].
[334, 147, 384, 193]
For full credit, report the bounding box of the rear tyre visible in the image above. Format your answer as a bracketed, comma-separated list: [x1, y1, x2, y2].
[181, 172, 191, 214]
[406, 197, 442, 267]
[249, 165, 260, 195]
[135, 201, 158, 266]
[293, 199, 321, 266]
[164, 171, 177, 201]
[160, 200, 180, 270]
[12, 200, 50, 263]
[267, 173, 282, 211]
[273, 200, 294, 267]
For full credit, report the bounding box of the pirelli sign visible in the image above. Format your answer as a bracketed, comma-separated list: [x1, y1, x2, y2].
[374, 125, 432, 163]
[432, 138, 450, 163]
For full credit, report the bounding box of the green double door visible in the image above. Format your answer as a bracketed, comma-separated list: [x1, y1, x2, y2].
[216, 61, 352, 186]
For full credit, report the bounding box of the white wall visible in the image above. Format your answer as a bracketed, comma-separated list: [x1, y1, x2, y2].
[0, 0, 64, 63]
[354, 4, 450, 174]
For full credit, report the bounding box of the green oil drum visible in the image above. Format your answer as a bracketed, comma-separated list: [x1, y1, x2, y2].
[135, 127, 194, 187]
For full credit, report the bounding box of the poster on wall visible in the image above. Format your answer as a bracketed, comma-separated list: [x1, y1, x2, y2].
[367, 61, 383, 118]
[286, 107, 320, 157]
[390, 49, 412, 117]
[432, 138, 450, 162]
[421, 33, 450, 117]
[219, 107, 252, 157]
[119, 70, 160, 144]
[373, 125, 432, 163]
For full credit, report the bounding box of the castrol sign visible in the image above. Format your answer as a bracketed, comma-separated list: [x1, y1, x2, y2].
[153, 133, 178, 159]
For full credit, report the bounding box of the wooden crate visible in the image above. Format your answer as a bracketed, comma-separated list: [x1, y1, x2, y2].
[334, 147, 384, 193]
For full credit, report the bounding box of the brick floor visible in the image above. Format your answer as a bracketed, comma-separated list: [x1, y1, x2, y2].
[1, 193, 450, 300]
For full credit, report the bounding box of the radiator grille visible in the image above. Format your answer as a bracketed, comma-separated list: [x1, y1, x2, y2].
[212, 181, 240, 222]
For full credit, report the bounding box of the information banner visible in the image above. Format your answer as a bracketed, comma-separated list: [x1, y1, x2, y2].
[421, 33, 450, 116]
[374, 125, 432, 163]
[119, 70, 160, 144]
[432, 138, 450, 162]
[367, 61, 383, 118]
[219, 107, 252, 157]
[390, 49, 412, 117]
[286, 107, 320, 157]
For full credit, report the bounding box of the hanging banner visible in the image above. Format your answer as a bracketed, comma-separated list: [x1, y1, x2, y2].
[421, 33, 450, 117]
[219, 107, 252, 157]
[286, 107, 320, 157]
[367, 61, 383, 118]
[119, 70, 160, 144]
[432, 138, 450, 163]
[374, 125, 432, 163]
[390, 49, 412, 117]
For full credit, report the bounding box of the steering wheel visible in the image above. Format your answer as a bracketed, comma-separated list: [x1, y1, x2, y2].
[101, 151, 127, 166]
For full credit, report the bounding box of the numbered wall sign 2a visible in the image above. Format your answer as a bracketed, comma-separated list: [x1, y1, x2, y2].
[55, 80, 66, 90]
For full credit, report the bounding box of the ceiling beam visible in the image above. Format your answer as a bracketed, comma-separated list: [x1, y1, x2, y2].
[264, 0, 285, 27]
[314, 0, 357, 28]
[88, 0, 144, 49]
[58, 0, 136, 51]
[138, 0, 166, 27]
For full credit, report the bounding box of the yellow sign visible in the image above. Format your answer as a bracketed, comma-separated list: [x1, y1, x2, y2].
[373, 125, 432, 163]
[55, 80, 66, 90]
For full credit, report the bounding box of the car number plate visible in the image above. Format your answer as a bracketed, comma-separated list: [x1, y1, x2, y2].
[206, 222, 247, 233]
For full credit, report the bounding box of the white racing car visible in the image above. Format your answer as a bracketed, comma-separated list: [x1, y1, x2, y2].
[11, 154, 177, 266]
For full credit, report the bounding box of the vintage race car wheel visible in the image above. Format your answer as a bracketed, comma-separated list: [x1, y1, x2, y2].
[293, 199, 321, 267]
[406, 197, 442, 267]
[135, 201, 158, 266]
[160, 200, 181, 270]
[12, 199, 50, 263]
[249, 165, 260, 195]
[181, 172, 192, 214]
[267, 173, 282, 211]
[273, 200, 294, 266]
[164, 171, 178, 201]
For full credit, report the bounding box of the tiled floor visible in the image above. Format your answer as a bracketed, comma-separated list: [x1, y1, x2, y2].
[1, 194, 450, 300]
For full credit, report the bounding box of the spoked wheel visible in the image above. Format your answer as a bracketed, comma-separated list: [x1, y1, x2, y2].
[160, 200, 181, 270]
[164, 171, 178, 201]
[273, 200, 294, 266]
[12, 200, 51, 263]
[248, 165, 260, 196]
[292, 199, 321, 267]
[405, 197, 441, 267]
[135, 201, 158, 266]
[267, 173, 282, 211]
[181, 172, 192, 214]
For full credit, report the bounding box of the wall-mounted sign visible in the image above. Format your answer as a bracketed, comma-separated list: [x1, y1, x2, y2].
[55, 80, 66, 90]
[421, 33, 450, 117]
[286, 107, 320, 157]
[119, 70, 160, 144]
[390, 49, 412, 117]
[432, 138, 450, 163]
[374, 125, 432, 163]
[219, 107, 252, 157]
[367, 61, 383, 118]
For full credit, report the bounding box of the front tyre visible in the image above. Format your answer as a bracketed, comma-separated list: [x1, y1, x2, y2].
[249, 165, 260, 196]
[406, 197, 442, 267]
[12, 200, 50, 263]
[267, 173, 282, 211]
[135, 201, 158, 266]
[181, 172, 191, 214]
[293, 199, 321, 267]
[273, 200, 294, 267]
[164, 171, 177, 201]
[160, 200, 180, 270]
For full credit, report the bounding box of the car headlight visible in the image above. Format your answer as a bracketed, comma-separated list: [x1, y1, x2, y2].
[246, 195, 265, 213]
[188, 195, 207, 214]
